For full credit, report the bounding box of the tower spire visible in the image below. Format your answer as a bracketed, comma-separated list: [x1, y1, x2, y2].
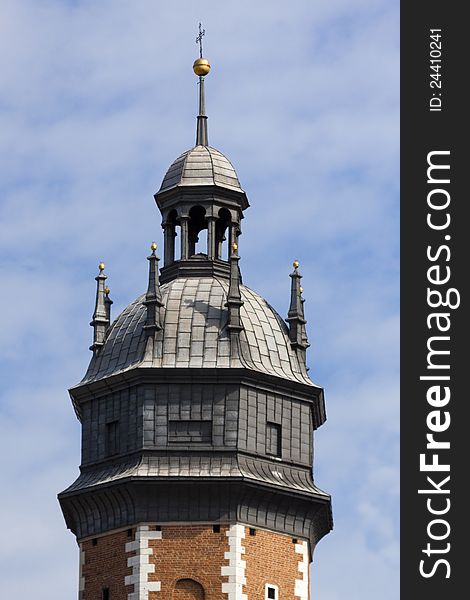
[193, 23, 211, 146]
[286, 260, 309, 361]
[143, 242, 164, 333]
[90, 262, 110, 352]
[225, 242, 244, 359]
[225, 242, 244, 332]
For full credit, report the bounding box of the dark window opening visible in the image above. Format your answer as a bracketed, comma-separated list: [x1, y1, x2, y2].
[174, 579, 205, 596]
[102, 588, 110, 600]
[249, 528, 256, 536]
[168, 420, 212, 443]
[174, 219, 182, 261]
[266, 422, 282, 458]
[92, 538, 98, 546]
[165, 209, 178, 264]
[212, 524, 220, 533]
[267, 586, 276, 599]
[292, 538, 298, 544]
[106, 421, 119, 456]
[127, 529, 133, 538]
[188, 205, 207, 256]
[216, 208, 231, 260]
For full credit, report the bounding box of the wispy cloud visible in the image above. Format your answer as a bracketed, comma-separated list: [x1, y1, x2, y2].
[0, 1, 398, 598]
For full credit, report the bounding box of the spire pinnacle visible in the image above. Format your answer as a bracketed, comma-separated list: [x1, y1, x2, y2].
[193, 23, 211, 146]
[143, 242, 164, 334]
[286, 260, 309, 359]
[90, 262, 110, 352]
[225, 242, 244, 332]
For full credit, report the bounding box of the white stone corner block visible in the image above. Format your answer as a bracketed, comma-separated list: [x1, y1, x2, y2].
[126, 524, 162, 600]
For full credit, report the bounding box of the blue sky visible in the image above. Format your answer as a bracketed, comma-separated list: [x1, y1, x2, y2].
[0, 1, 399, 598]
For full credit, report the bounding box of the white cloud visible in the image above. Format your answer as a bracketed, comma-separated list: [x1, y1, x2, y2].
[0, 1, 398, 598]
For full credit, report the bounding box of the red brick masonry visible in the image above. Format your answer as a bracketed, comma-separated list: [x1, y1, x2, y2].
[79, 523, 308, 599]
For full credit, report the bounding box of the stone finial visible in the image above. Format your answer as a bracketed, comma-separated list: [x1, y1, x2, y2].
[143, 243, 164, 333]
[90, 262, 110, 352]
[286, 260, 309, 359]
[225, 242, 244, 333]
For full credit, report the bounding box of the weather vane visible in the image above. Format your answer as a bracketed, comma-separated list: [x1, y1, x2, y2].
[196, 22, 205, 58]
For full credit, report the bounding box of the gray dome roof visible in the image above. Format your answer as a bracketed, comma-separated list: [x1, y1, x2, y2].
[81, 277, 315, 387]
[159, 145, 243, 193]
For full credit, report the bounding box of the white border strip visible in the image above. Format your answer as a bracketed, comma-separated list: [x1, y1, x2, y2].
[78, 544, 85, 600]
[222, 524, 248, 599]
[125, 525, 162, 600]
[294, 541, 309, 599]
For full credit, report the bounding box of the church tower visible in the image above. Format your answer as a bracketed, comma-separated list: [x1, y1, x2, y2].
[59, 34, 332, 600]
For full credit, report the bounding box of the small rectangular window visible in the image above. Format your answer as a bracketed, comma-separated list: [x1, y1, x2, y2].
[106, 421, 119, 456]
[266, 422, 282, 457]
[265, 584, 278, 599]
[168, 420, 212, 443]
[102, 588, 110, 600]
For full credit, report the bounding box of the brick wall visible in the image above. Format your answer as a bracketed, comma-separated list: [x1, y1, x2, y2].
[148, 524, 229, 599]
[81, 529, 133, 600]
[244, 528, 309, 600]
[79, 523, 309, 599]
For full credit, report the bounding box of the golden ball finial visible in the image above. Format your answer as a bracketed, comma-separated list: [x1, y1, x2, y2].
[151, 241, 157, 252]
[104, 286, 110, 296]
[293, 260, 299, 269]
[232, 242, 238, 252]
[299, 286, 303, 294]
[99, 262, 105, 272]
[193, 57, 211, 76]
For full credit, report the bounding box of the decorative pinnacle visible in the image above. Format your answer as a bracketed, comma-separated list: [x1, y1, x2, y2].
[90, 262, 110, 352]
[144, 242, 164, 333]
[286, 259, 309, 356]
[104, 286, 110, 296]
[226, 242, 243, 334]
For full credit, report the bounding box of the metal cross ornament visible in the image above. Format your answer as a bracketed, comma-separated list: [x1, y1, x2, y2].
[196, 22, 205, 58]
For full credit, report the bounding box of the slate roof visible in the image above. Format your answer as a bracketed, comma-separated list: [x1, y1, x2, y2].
[81, 276, 315, 387]
[159, 145, 243, 193]
[62, 454, 329, 499]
